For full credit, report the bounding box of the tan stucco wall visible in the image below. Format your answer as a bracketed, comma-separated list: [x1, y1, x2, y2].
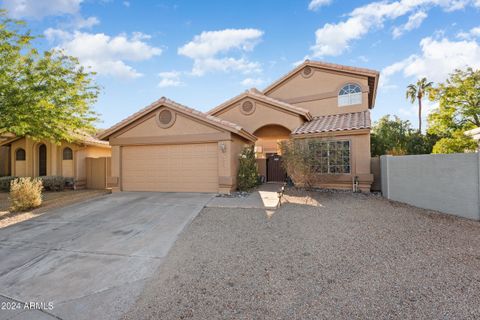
[293, 132, 372, 191]
[213, 99, 304, 133]
[253, 125, 291, 159]
[76, 146, 112, 183]
[7, 137, 111, 183]
[265, 68, 370, 117]
[117, 111, 220, 138]
[108, 108, 249, 193]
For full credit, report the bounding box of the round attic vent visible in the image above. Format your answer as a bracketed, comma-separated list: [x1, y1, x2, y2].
[240, 100, 255, 115]
[302, 66, 313, 78]
[157, 109, 176, 128]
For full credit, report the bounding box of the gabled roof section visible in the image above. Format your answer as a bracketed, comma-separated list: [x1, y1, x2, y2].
[208, 88, 313, 121]
[292, 110, 371, 135]
[0, 132, 110, 148]
[97, 97, 257, 142]
[262, 60, 380, 109]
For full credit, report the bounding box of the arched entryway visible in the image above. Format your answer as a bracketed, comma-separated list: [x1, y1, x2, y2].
[38, 144, 47, 176]
[253, 124, 291, 182]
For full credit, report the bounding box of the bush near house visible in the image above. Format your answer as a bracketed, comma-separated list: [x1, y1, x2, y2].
[1, 176, 67, 192]
[237, 146, 259, 191]
[280, 140, 318, 189]
[38, 176, 66, 191]
[0, 176, 17, 191]
[9, 178, 43, 211]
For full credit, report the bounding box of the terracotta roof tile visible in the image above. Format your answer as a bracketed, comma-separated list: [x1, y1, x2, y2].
[292, 110, 371, 135]
[208, 88, 312, 120]
[97, 97, 256, 142]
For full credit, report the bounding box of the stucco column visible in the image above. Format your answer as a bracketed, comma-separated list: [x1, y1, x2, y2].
[50, 143, 58, 176]
[26, 138, 34, 177]
[217, 140, 232, 193]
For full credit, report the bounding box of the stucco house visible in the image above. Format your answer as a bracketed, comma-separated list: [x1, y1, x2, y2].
[98, 60, 379, 193]
[0, 134, 111, 188]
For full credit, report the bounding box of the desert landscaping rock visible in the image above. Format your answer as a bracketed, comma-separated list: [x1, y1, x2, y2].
[124, 192, 480, 320]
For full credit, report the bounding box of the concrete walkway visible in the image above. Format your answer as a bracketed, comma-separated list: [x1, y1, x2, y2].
[0, 192, 213, 320]
[207, 183, 283, 209]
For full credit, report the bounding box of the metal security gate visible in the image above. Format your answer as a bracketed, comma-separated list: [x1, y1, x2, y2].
[266, 153, 286, 182]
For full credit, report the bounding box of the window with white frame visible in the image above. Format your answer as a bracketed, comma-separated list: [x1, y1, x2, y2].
[310, 140, 351, 174]
[338, 83, 362, 106]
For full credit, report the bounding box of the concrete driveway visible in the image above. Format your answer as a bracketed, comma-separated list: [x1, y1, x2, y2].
[0, 192, 213, 320]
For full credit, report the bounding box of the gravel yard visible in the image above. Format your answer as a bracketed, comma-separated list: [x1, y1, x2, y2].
[124, 192, 480, 320]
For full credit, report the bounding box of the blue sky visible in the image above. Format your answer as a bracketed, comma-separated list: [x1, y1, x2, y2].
[2, 0, 480, 129]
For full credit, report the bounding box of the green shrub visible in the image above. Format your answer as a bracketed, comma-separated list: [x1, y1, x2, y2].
[237, 146, 259, 191]
[10, 178, 43, 211]
[38, 176, 66, 191]
[0, 176, 17, 192]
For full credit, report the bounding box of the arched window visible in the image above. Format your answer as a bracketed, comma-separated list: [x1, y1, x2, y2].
[15, 148, 26, 161]
[338, 83, 362, 106]
[63, 147, 73, 160]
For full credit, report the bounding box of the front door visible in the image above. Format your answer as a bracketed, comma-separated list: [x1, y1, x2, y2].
[39, 144, 47, 176]
[266, 153, 286, 182]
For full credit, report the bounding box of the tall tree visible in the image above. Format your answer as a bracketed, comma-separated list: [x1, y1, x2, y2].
[406, 77, 433, 133]
[428, 68, 479, 153]
[0, 10, 100, 143]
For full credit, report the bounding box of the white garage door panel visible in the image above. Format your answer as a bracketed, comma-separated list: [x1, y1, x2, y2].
[122, 144, 218, 192]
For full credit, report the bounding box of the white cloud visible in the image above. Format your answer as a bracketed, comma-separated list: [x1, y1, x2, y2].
[123, 1, 131, 7]
[311, 0, 477, 57]
[382, 36, 480, 85]
[158, 71, 183, 88]
[178, 28, 263, 76]
[308, 0, 332, 11]
[240, 78, 265, 87]
[45, 29, 162, 79]
[3, 0, 82, 18]
[457, 26, 480, 39]
[74, 16, 100, 29]
[392, 11, 428, 38]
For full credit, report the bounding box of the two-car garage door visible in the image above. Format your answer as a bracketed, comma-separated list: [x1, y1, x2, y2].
[121, 143, 218, 192]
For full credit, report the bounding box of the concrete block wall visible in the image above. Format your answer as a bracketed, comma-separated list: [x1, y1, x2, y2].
[381, 153, 480, 220]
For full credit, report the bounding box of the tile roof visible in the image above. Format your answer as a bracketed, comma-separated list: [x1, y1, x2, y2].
[292, 110, 371, 135]
[73, 132, 111, 147]
[97, 97, 256, 142]
[208, 88, 312, 120]
[262, 60, 380, 109]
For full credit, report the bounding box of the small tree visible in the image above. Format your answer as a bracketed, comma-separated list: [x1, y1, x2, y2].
[280, 139, 318, 189]
[236, 146, 259, 191]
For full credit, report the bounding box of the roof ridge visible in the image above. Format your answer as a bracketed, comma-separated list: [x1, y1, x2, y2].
[208, 89, 312, 120]
[98, 96, 255, 142]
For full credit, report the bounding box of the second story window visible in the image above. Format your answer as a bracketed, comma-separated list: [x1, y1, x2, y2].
[338, 83, 362, 106]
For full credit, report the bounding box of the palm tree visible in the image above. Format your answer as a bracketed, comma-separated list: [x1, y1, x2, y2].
[406, 77, 433, 133]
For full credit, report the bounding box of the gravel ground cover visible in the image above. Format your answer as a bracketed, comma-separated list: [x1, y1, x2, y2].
[124, 191, 480, 320]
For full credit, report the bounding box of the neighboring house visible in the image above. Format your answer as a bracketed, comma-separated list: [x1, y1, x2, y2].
[98, 60, 379, 193]
[0, 134, 111, 188]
